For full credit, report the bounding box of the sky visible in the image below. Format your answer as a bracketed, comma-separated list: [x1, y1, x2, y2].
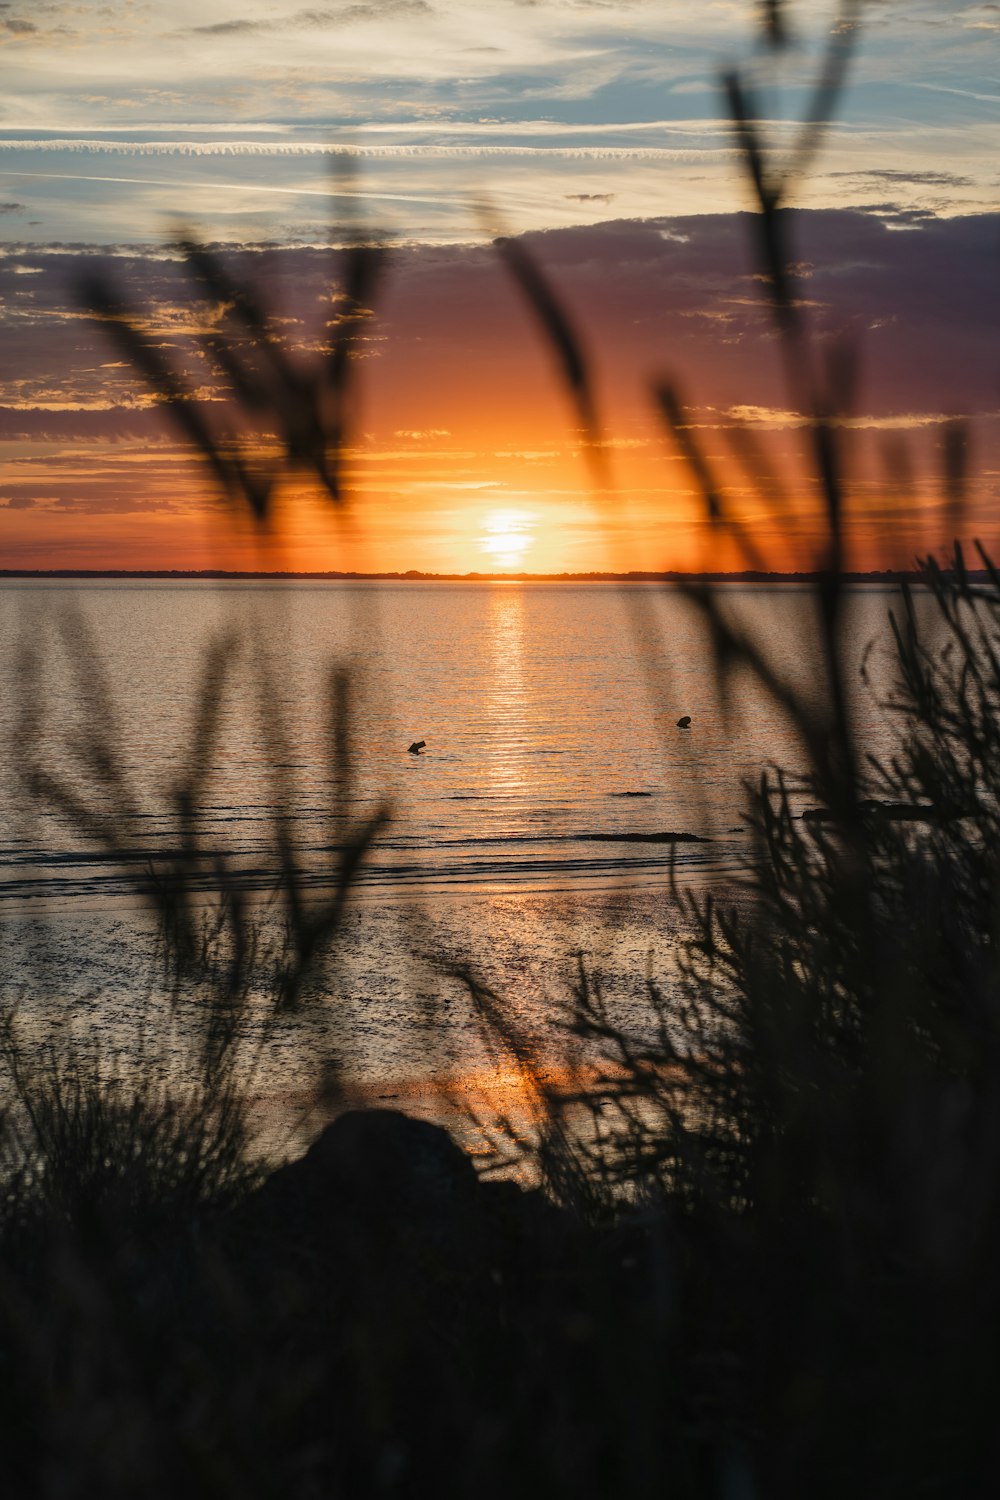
[0, 0, 998, 572]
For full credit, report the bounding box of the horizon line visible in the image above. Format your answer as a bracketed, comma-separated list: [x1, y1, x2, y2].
[0, 567, 936, 583]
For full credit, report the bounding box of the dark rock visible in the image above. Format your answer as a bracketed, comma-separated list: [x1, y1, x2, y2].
[245, 1109, 478, 1256]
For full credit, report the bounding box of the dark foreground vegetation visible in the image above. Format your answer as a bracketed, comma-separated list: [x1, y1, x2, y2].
[6, 541, 1000, 1500]
[4, 2, 999, 1494]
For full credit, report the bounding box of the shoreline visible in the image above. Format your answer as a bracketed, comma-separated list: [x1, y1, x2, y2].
[0, 568, 928, 584]
[0, 862, 748, 917]
[0, 837, 749, 916]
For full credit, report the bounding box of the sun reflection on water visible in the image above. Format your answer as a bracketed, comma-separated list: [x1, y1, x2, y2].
[484, 586, 530, 802]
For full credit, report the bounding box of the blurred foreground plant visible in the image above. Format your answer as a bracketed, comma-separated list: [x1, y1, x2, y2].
[2, 1, 998, 1495]
[456, 2, 1000, 1491]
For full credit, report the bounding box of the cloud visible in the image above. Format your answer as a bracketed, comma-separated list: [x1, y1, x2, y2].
[910, 81, 1000, 104]
[0, 135, 731, 162]
[831, 168, 973, 188]
[712, 405, 990, 432]
[853, 202, 936, 224]
[191, 17, 259, 34]
[0, 406, 178, 440]
[191, 1, 432, 36]
[1, 209, 997, 467]
[958, 3, 1000, 30]
[0, 490, 188, 514]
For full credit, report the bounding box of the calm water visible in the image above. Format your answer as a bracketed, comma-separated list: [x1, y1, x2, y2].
[0, 580, 919, 1132]
[0, 579, 913, 902]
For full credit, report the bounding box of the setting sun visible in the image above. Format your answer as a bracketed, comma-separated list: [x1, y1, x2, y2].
[2, 2, 998, 1489]
[478, 509, 536, 571]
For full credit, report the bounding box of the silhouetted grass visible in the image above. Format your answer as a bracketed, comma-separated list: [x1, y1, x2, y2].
[1, 1, 996, 1495]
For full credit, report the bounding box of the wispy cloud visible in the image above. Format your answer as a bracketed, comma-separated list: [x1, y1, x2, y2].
[191, 1, 433, 36]
[0, 121, 744, 157]
[1, 209, 996, 514]
[710, 404, 995, 432]
[0, 0, 990, 254]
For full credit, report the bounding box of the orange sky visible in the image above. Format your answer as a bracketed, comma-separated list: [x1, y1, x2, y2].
[1, 212, 998, 574]
[2, 2, 998, 574]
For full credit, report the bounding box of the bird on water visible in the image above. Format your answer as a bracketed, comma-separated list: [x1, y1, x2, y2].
[677, 716, 692, 729]
[408, 740, 426, 754]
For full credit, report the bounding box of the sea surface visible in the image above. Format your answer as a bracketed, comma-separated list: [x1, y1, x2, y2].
[0, 580, 925, 1142]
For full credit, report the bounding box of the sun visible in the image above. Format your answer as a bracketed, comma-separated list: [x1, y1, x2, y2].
[478, 509, 536, 571]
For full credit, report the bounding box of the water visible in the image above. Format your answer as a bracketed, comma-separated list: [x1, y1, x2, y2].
[0, 579, 913, 901]
[0, 579, 918, 1138]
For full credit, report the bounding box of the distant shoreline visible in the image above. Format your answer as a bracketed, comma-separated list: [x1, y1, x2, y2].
[0, 568, 941, 584]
